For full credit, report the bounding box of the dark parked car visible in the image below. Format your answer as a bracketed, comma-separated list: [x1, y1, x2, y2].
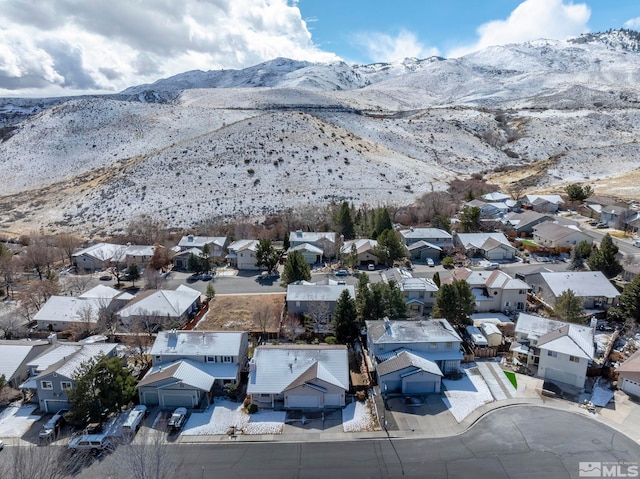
[200, 273, 213, 281]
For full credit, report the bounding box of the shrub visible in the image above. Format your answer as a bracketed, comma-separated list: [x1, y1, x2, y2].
[442, 257, 455, 269]
[355, 390, 367, 402]
[247, 168, 255, 175]
[324, 336, 337, 344]
[223, 383, 239, 400]
[247, 403, 258, 414]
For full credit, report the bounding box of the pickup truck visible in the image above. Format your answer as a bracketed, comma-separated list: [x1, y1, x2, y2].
[167, 407, 188, 431]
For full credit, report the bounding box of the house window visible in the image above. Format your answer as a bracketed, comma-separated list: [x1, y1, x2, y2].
[223, 356, 233, 363]
[547, 350, 557, 357]
[446, 342, 453, 349]
[41, 381, 53, 390]
[429, 343, 438, 349]
[569, 356, 580, 363]
[61, 381, 72, 390]
[206, 356, 215, 363]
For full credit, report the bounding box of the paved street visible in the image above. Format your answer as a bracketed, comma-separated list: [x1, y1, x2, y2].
[72, 405, 640, 479]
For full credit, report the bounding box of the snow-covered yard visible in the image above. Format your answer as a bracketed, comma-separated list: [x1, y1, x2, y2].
[181, 400, 286, 436]
[442, 367, 494, 422]
[342, 400, 376, 432]
[0, 403, 41, 437]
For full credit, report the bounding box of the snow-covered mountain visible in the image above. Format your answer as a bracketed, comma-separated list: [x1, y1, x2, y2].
[1, 30, 639, 237]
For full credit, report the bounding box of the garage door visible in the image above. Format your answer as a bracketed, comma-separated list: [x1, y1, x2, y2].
[162, 394, 194, 408]
[287, 395, 320, 408]
[622, 378, 640, 397]
[403, 381, 436, 394]
[545, 368, 577, 387]
[143, 391, 159, 406]
[324, 394, 342, 407]
[43, 399, 70, 413]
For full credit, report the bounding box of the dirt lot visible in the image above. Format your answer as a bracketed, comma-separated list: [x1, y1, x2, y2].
[195, 293, 285, 333]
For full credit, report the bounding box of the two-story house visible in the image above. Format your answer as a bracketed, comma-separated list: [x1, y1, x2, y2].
[341, 239, 379, 266]
[521, 194, 564, 213]
[227, 239, 260, 270]
[174, 235, 229, 269]
[382, 268, 438, 316]
[366, 318, 463, 376]
[137, 330, 249, 408]
[502, 210, 554, 237]
[0, 339, 53, 389]
[20, 339, 118, 413]
[445, 268, 529, 314]
[526, 271, 620, 311]
[286, 282, 355, 333]
[398, 227, 453, 249]
[288, 231, 336, 263]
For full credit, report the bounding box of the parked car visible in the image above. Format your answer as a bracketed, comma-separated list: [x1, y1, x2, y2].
[596, 222, 609, 229]
[427, 258, 435, 267]
[367, 263, 375, 271]
[335, 270, 348, 276]
[167, 407, 188, 431]
[484, 262, 500, 270]
[121, 405, 147, 437]
[99, 275, 112, 281]
[633, 241, 640, 248]
[67, 434, 113, 455]
[200, 273, 213, 281]
[39, 409, 69, 442]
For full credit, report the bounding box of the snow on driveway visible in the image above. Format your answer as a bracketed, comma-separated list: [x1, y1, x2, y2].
[342, 400, 376, 432]
[442, 366, 493, 423]
[181, 400, 286, 436]
[0, 403, 41, 437]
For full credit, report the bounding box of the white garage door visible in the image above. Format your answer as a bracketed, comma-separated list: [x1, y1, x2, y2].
[622, 378, 640, 397]
[162, 393, 194, 408]
[143, 391, 159, 406]
[43, 399, 70, 413]
[404, 381, 436, 394]
[324, 394, 342, 407]
[545, 368, 577, 387]
[287, 395, 320, 408]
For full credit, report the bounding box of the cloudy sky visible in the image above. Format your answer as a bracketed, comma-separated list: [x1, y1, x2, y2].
[0, 0, 638, 97]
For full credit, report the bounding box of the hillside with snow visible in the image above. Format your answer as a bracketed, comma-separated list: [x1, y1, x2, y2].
[1, 30, 639, 237]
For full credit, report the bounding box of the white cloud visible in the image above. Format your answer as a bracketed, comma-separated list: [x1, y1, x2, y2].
[447, 0, 591, 58]
[0, 0, 339, 97]
[623, 17, 640, 29]
[352, 29, 439, 63]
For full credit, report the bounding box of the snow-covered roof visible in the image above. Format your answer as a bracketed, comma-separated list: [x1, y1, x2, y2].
[228, 239, 259, 252]
[398, 277, 438, 293]
[376, 350, 443, 377]
[399, 228, 452, 241]
[79, 284, 121, 299]
[471, 312, 513, 325]
[150, 330, 247, 358]
[178, 235, 226, 249]
[465, 326, 488, 346]
[366, 319, 462, 345]
[72, 242, 125, 261]
[286, 283, 354, 302]
[524, 194, 564, 206]
[288, 242, 324, 255]
[480, 322, 502, 337]
[125, 244, 155, 257]
[33, 343, 118, 379]
[33, 296, 103, 325]
[515, 313, 567, 341]
[455, 232, 512, 250]
[137, 359, 229, 390]
[118, 285, 201, 318]
[341, 238, 378, 255]
[540, 271, 620, 299]
[0, 340, 50, 381]
[538, 324, 594, 360]
[247, 345, 349, 394]
[481, 192, 511, 202]
[289, 231, 336, 243]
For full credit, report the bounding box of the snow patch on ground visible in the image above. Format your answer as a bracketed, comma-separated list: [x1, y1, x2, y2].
[0, 403, 41, 437]
[590, 380, 615, 407]
[342, 400, 375, 432]
[181, 400, 285, 436]
[442, 366, 494, 423]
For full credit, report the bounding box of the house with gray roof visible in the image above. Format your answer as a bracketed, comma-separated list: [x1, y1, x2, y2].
[227, 239, 260, 270]
[464, 199, 508, 219]
[247, 344, 349, 409]
[21, 340, 118, 413]
[454, 232, 516, 261]
[288, 243, 324, 265]
[341, 239, 379, 266]
[366, 318, 463, 375]
[382, 269, 439, 316]
[398, 228, 453, 249]
[287, 283, 355, 333]
[528, 271, 620, 311]
[289, 231, 336, 261]
[33, 296, 106, 333]
[521, 194, 564, 213]
[502, 210, 553, 236]
[0, 339, 52, 388]
[72, 242, 127, 272]
[138, 330, 248, 408]
[177, 235, 228, 258]
[532, 222, 592, 249]
[405, 240, 442, 262]
[376, 350, 443, 395]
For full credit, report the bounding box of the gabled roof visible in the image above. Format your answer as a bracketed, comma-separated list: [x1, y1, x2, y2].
[228, 239, 259, 253]
[34, 343, 118, 380]
[137, 359, 219, 391]
[399, 228, 452, 241]
[481, 192, 511, 202]
[445, 268, 528, 291]
[79, 284, 122, 300]
[125, 245, 155, 257]
[288, 243, 324, 255]
[480, 322, 502, 337]
[533, 222, 587, 241]
[617, 350, 640, 374]
[466, 326, 489, 346]
[538, 324, 594, 360]
[286, 283, 354, 302]
[515, 313, 567, 341]
[341, 239, 378, 255]
[173, 247, 204, 258]
[376, 351, 443, 377]
[540, 271, 620, 299]
[118, 285, 201, 318]
[289, 231, 336, 243]
[72, 243, 125, 261]
[0, 340, 51, 382]
[503, 210, 552, 229]
[366, 319, 462, 345]
[455, 232, 512, 250]
[406, 240, 442, 252]
[178, 236, 227, 249]
[149, 330, 246, 358]
[33, 296, 103, 324]
[247, 345, 349, 394]
[524, 194, 564, 206]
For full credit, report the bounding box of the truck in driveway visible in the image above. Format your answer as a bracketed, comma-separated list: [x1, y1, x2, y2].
[167, 407, 188, 431]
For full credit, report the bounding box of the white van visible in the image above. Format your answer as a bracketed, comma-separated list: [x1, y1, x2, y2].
[121, 405, 147, 437]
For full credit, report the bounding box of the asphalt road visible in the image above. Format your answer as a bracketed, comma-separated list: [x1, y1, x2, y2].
[69, 406, 640, 479]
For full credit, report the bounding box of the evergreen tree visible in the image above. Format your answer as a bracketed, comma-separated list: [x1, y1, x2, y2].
[567, 247, 584, 271]
[280, 251, 311, 286]
[614, 275, 640, 324]
[587, 234, 622, 278]
[344, 243, 360, 271]
[432, 272, 441, 287]
[385, 280, 408, 319]
[554, 289, 584, 322]
[432, 280, 474, 327]
[371, 208, 393, 239]
[460, 206, 481, 233]
[333, 289, 359, 344]
[255, 238, 280, 274]
[355, 272, 374, 323]
[373, 229, 406, 267]
[431, 214, 451, 233]
[334, 201, 356, 240]
[127, 263, 140, 287]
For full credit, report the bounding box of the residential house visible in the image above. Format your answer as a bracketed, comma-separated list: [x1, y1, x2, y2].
[0, 339, 53, 388]
[405, 241, 442, 262]
[124, 244, 157, 269]
[599, 203, 635, 229]
[454, 232, 516, 261]
[531, 223, 592, 249]
[33, 296, 105, 332]
[341, 239, 379, 266]
[172, 247, 204, 271]
[247, 344, 349, 409]
[537, 324, 594, 388]
[444, 268, 529, 313]
[481, 192, 511, 203]
[117, 285, 202, 330]
[72, 243, 126, 272]
[382, 268, 438, 316]
[79, 284, 132, 311]
[502, 210, 553, 237]
[366, 318, 463, 375]
[21, 340, 118, 413]
[521, 194, 564, 213]
[616, 350, 640, 397]
[376, 350, 443, 395]
[177, 235, 228, 261]
[398, 228, 453, 249]
[511, 312, 594, 386]
[289, 231, 336, 261]
[137, 330, 248, 408]
[527, 271, 620, 311]
[464, 199, 508, 219]
[288, 243, 324, 265]
[621, 262, 640, 283]
[227, 239, 260, 270]
[286, 283, 355, 332]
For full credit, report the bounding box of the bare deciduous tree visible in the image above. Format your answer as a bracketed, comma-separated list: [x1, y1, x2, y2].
[19, 279, 61, 322]
[66, 273, 92, 295]
[0, 442, 77, 479]
[304, 301, 332, 334]
[253, 305, 275, 336]
[55, 233, 80, 267]
[0, 310, 27, 339]
[127, 215, 167, 245]
[281, 314, 301, 342]
[22, 236, 56, 280]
